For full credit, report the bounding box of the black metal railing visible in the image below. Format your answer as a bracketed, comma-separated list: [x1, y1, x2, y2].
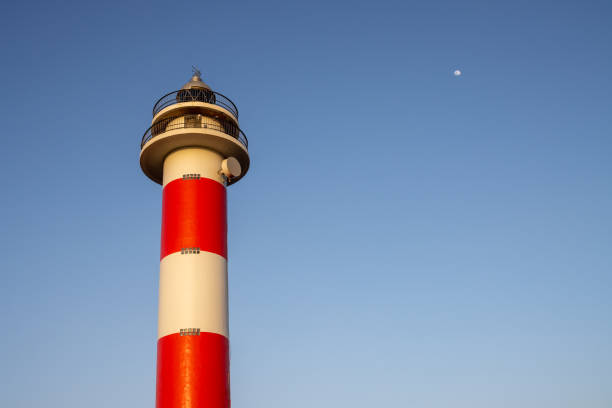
[152, 89, 239, 118]
[141, 114, 248, 149]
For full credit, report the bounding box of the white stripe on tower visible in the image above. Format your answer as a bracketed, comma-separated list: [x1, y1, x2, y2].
[158, 251, 228, 339]
[162, 147, 225, 186]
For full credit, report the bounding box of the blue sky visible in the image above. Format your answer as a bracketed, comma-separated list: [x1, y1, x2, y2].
[0, 0, 611, 407]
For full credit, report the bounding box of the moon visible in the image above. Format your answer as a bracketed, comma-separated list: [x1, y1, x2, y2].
[453, 69, 462, 76]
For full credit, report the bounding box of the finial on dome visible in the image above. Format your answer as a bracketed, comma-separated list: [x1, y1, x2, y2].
[192, 65, 202, 80]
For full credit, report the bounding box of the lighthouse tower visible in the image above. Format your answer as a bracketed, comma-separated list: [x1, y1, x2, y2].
[140, 70, 249, 408]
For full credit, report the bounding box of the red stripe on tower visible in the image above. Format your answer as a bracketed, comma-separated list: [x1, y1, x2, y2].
[161, 177, 227, 260]
[156, 332, 230, 408]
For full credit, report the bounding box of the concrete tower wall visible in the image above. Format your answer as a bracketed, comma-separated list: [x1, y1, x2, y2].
[156, 147, 230, 408]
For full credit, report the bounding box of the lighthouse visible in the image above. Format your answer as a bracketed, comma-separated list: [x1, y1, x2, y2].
[140, 69, 249, 408]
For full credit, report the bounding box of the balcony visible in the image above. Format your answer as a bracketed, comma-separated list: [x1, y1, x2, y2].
[141, 114, 248, 150]
[152, 89, 239, 118]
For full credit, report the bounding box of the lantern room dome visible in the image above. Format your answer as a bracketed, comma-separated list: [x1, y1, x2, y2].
[181, 72, 211, 91]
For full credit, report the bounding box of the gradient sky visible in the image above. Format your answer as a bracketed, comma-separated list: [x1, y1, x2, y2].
[1, 0, 611, 407]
